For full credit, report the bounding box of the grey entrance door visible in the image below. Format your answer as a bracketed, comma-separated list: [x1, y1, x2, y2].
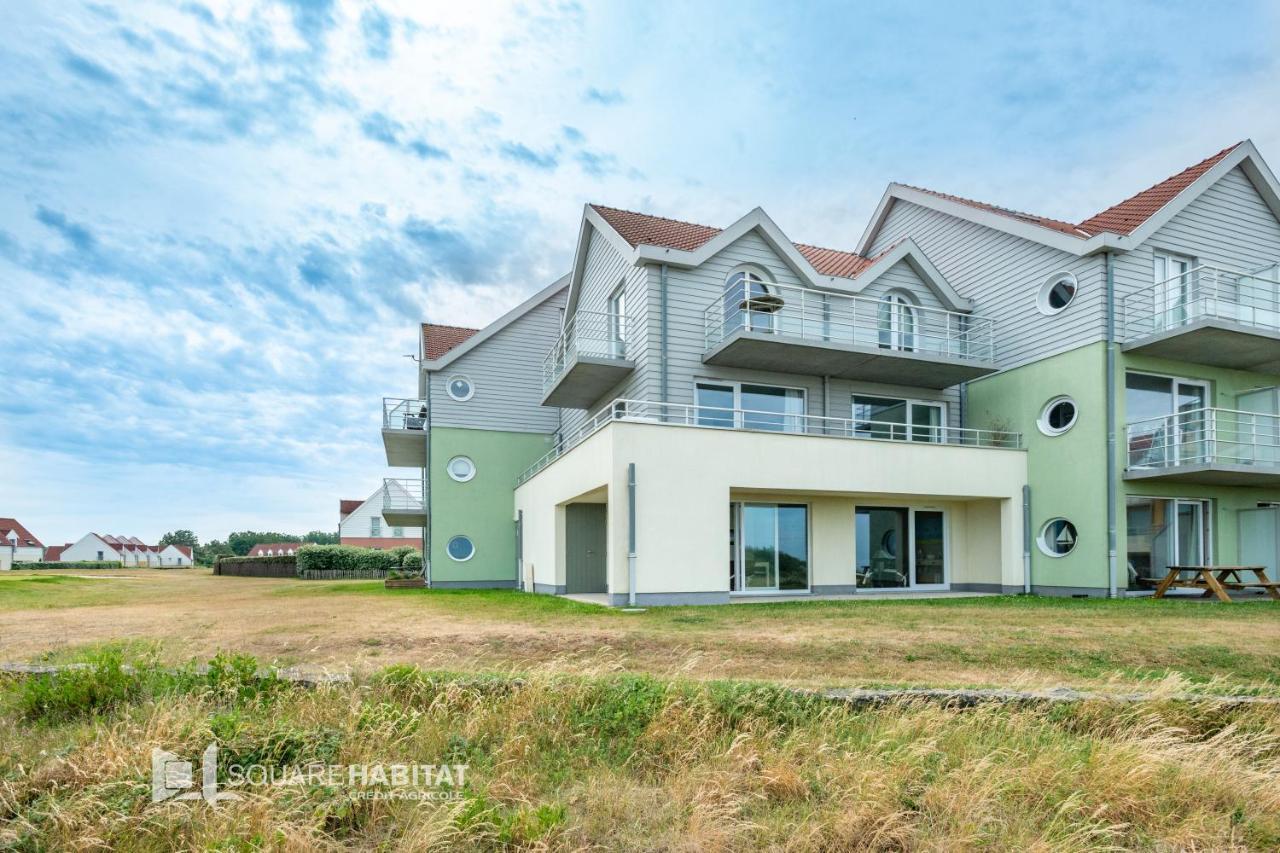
[565, 503, 608, 593]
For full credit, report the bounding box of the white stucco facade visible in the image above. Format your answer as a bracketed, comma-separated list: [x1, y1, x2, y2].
[515, 420, 1028, 605]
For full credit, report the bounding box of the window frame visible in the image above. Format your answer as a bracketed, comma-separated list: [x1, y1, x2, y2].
[1036, 517, 1079, 558]
[446, 535, 475, 562]
[878, 290, 919, 351]
[447, 455, 477, 482]
[1036, 271, 1079, 316]
[1037, 395, 1079, 436]
[694, 378, 807, 432]
[851, 395, 947, 443]
[607, 281, 627, 357]
[729, 501, 812, 594]
[445, 374, 475, 402]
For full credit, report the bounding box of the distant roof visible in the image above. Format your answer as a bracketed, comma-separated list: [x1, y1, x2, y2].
[339, 499, 363, 519]
[423, 323, 480, 360]
[44, 544, 68, 561]
[905, 142, 1245, 240]
[589, 204, 876, 278]
[248, 541, 302, 556]
[0, 517, 43, 548]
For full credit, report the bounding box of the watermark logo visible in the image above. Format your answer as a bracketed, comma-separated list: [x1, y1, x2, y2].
[152, 743, 466, 805]
[152, 743, 240, 804]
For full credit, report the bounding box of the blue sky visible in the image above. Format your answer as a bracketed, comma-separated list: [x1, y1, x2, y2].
[2, 0, 1279, 545]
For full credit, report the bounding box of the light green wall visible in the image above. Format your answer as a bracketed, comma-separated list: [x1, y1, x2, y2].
[430, 427, 555, 583]
[969, 342, 1280, 592]
[1116, 352, 1280, 566]
[967, 342, 1110, 590]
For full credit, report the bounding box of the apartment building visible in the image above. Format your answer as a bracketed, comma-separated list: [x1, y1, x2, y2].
[381, 140, 1280, 603]
[337, 485, 423, 549]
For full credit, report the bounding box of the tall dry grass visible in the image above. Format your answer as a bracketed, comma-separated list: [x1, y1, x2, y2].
[2, 656, 1280, 850]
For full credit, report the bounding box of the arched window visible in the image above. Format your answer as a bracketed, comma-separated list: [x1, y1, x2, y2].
[878, 291, 917, 352]
[723, 268, 775, 334]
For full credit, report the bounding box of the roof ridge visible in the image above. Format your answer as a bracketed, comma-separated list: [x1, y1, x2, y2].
[899, 184, 1089, 237]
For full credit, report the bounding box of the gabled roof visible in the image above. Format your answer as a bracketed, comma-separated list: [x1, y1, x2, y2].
[421, 275, 570, 371]
[1076, 143, 1242, 235]
[858, 141, 1278, 256]
[578, 205, 971, 312]
[44, 544, 68, 561]
[422, 324, 479, 360]
[248, 542, 300, 556]
[589, 204, 876, 278]
[0, 517, 43, 548]
[339, 499, 362, 519]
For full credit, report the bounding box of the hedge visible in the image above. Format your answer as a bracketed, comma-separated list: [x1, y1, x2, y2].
[214, 555, 297, 578]
[295, 545, 408, 575]
[18, 561, 121, 571]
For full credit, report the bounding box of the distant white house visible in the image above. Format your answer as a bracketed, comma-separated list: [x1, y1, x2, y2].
[0, 518, 44, 563]
[56, 533, 191, 566]
[338, 486, 421, 549]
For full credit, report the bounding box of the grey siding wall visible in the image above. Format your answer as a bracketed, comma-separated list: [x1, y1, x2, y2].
[1115, 166, 1280, 316]
[649, 231, 962, 427]
[558, 228, 652, 436]
[428, 287, 567, 433]
[868, 201, 1105, 371]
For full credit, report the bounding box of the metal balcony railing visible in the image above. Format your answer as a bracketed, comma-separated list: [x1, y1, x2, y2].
[1126, 407, 1280, 469]
[542, 310, 631, 393]
[701, 281, 996, 362]
[517, 398, 1022, 485]
[1122, 263, 1280, 340]
[382, 477, 426, 513]
[383, 398, 429, 431]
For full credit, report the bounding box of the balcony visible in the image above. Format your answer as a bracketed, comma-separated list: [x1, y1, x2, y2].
[1121, 264, 1280, 371]
[518, 398, 1021, 485]
[541, 310, 635, 408]
[1125, 407, 1280, 485]
[382, 397, 429, 467]
[381, 477, 427, 526]
[701, 283, 997, 389]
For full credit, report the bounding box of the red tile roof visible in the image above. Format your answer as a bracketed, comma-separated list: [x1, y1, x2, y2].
[908, 142, 1245, 240]
[590, 204, 878, 278]
[1076, 143, 1242, 236]
[339, 499, 363, 519]
[423, 324, 480, 360]
[0, 517, 43, 548]
[44, 544, 68, 561]
[248, 542, 302, 556]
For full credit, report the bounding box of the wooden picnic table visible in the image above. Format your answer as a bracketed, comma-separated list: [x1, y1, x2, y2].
[1152, 565, 1280, 603]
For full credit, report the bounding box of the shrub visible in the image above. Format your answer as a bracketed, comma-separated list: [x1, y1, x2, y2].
[295, 545, 401, 575]
[400, 548, 423, 570]
[19, 561, 120, 570]
[16, 649, 142, 722]
[215, 554, 296, 567]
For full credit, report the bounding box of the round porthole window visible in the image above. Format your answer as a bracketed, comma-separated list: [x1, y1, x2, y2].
[446, 375, 474, 402]
[1038, 518, 1078, 558]
[1037, 396, 1078, 436]
[446, 535, 475, 562]
[447, 455, 476, 482]
[1037, 272, 1078, 315]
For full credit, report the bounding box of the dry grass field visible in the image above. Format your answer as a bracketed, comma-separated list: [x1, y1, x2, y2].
[5, 569, 1280, 850]
[2, 568, 1279, 693]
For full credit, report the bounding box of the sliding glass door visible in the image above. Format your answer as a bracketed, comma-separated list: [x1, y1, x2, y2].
[1125, 496, 1210, 590]
[855, 507, 947, 589]
[731, 503, 809, 592]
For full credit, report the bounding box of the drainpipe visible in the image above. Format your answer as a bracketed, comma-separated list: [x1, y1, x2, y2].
[516, 510, 523, 592]
[1105, 252, 1118, 598]
[627, 463, 637, 606]
[1022, 484, 1032, 594]
[660, 265, 670, 413]
[424, 373, 432, 588]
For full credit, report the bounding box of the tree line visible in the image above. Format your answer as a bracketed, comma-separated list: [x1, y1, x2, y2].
[157, 529, 339, 565]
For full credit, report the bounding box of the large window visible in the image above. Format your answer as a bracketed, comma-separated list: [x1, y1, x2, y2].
[1153, 252, 1194, 329]
[607, 283, 627, 358]
[1126, 497, 1209, 590]
[723, 269, 775, 334]
[1125, 372, 1209, 467]
[696, 381, 805, 432]
[852, 396, 944, 442]
[729, 503, 808, 592]
[855, 507, 947, 588]
[878, 291, 917, 352]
